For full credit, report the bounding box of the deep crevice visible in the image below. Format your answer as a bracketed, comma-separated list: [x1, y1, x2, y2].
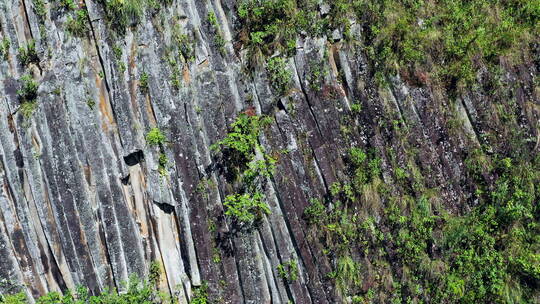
[123, 149, 144, 166]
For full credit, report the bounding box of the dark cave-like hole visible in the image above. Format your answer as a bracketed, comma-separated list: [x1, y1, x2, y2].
[153, 201, 175, 214]
[123, 149, 144, 166]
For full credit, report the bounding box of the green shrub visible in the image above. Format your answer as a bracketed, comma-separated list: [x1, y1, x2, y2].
[0, 38, 10, 60]
[190, 282, 208, 304]
[351, 103, 362, 114]
[158, 153, 168, 176]
[0, 268, 173, 304]
[146, 127, 166, 146]
[347, 147, 381, 187]
[148, 261, 162, 284]
[33, 0, 46, 18]
[303, 198, 325, 225]
[237, 0, 299, 62]
[139, 72, 149, 92]
[19, 102, 38, 118]
[17, 75, 39, 118]
[213, 114, 275, 225]
[277, 259, 299, 282]
[212, 113, 272, 163]
[17, 75, 38, 102]
[207, 11, 219, 28]
[59, 0, 77, 10]
[0, 292, 27, 304]
[223, 192, 270, 223]
[266, 57, 292, 96]
[17, 40, 38, 66]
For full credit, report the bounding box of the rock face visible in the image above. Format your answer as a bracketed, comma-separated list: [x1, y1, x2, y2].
[0, 0, 538, 303]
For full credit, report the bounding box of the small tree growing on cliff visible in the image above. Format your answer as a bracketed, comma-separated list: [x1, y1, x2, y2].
[212, 113, 275, 225]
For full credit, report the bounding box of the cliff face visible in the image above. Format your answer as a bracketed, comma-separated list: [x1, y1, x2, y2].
[0, 0, 539, 303]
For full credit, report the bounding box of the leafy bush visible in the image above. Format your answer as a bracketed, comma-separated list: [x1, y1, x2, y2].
[58, 0, 77, 10]
[237, 0, 299, 63]
[146, 127, 166, 146]
[0, 272, 173, 304]
[17, 75, 38, 102]
[213, 114, 275, 225]
[190, 282, 208, 304]
[0, 38, 10, 60]
[277, 259, 299, 282]
[0, 292, 27, 304]
[33, 0, 46, 18]
[266, 57, 292, 96]
[303, 198, 325, 225]
[212, 113, 272, 164]
[139, 72, 149, 92]
[17, 75, 39, 118]
[223, 192, 270, 223]
[17, 40, 38, 67]
[347, 147, 381, 187]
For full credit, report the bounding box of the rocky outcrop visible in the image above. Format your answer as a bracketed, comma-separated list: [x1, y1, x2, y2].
[0, 0, 539, 303]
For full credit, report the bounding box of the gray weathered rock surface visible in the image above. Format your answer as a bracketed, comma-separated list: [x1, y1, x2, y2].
[0, 0, 539, 303]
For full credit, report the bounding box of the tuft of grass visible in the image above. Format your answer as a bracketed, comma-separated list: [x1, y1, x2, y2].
[104, 0, 146, 30]
[66, 10, 89, 37]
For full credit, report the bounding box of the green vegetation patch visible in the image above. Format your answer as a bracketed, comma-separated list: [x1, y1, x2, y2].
[266, 56, 292, 96]
[0, 38, 10, 60]
[0, 262, 176, 304]
[305, 142, 540, 302]
[17, 40, 38, 67]
[66, 10, 90, 37]
[146, 127, 166, 146]
[236, 0, 539, 89]
[277, 259, 299, 282]
[223, 192, 270, 223]
[17, 75, 39, 118]
[212, 113, 276, 225]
